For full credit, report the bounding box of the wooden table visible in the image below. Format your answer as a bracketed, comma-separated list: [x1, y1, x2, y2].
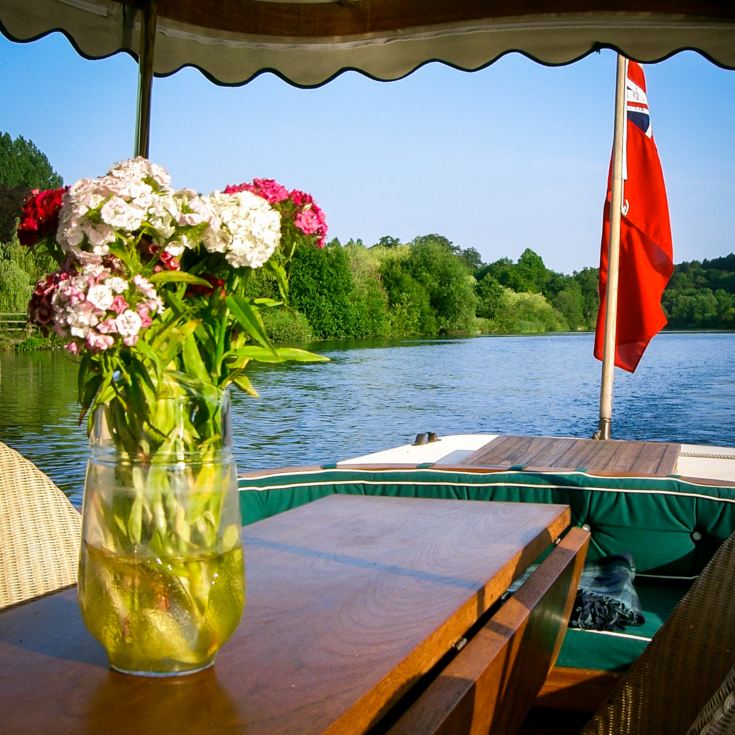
[0, 494, 572, 734]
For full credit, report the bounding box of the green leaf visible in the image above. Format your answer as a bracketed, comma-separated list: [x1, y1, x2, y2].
[225, 294, 275, 352]
[273, 347, 329, 363]
[232, 374, 259, 397]
[181, 333, 211, 383]
[228, 346, 328, 364]
[253, 297, 283, 308]
[133, 338, 163, 378]
[149, 271, 212, 287]
[79, 373, 102, 419]
[264, 260, 289, 302]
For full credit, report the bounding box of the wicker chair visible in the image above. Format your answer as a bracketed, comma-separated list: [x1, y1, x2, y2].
[0, 441, 81, 609]
[581, 530, 735, 735]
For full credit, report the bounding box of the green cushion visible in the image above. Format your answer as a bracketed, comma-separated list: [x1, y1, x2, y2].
[556, 579, 690, 671]
[239, 467, 735, 575]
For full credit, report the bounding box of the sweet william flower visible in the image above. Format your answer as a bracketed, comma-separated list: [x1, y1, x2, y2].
[225, 178, 289, 204]
[86, 332, 115, 351]
[115, 310, 143, 340]
[110, 295, 129, 314]
[21, 157, 327, 407]
[86, 284, 115, 311]
[204, 190, 281, 269]
[18, 187, 67, 246]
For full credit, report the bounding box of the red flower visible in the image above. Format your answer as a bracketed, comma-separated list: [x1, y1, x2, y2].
[185, 274, 227, 298]
[17, 187, 67, 246]
[138, 237, 181, 271]
[28, 264, 74, 331]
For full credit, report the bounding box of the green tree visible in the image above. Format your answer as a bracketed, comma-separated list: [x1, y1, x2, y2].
[344, 243, 391, 338]
[0, 132, 63, 242]
[458, 246, 484, 273]
[663, 288, 718, 328]
[551, 282, 585, 331]
[0, 236, 37, 312]
[380, 255, 436, 335]
[475, 274, 504, 320]
[288, 242, 356, 339]
[480, 257, 528, 292]
[572, 267, 601, 329]
[374, 235, 401, 249]
[406, 236, 477, 334]
[515, 248, 548, 293]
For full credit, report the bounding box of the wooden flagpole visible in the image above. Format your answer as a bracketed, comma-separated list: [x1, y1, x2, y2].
[597, 54, 628, 441]
[135, 0, 158, 158]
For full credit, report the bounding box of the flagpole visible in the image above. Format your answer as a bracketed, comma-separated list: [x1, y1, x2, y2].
[597, 54, 628, 441]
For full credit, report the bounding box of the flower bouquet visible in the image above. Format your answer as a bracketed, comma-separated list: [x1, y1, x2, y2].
[20, 158, 328, 674]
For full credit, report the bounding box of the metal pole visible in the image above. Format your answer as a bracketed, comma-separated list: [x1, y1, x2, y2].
[597, 54, 628, 441]
[135, 0, 158, 158]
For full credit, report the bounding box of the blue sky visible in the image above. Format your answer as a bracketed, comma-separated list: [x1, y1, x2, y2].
[1, 32, 734, 274]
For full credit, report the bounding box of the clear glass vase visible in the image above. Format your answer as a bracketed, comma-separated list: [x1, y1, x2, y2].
[78, 388, 245, 676]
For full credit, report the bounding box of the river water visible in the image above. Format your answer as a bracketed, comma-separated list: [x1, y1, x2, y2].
[1, 331, 733, 506]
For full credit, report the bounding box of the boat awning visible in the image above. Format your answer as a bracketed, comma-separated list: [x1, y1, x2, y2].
[1, 1, 734, 87]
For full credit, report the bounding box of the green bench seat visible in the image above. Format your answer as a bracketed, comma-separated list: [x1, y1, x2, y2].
[238, 466, 735, 672]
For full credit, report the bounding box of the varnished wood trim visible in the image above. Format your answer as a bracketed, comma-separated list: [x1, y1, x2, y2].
[536, 666, 622, 711]
[386, 527, 590, 734]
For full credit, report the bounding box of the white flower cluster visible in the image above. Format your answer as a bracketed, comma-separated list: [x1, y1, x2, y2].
[55, 157, 281, 269]
[203, 191, 281, 269]
[57, 157, 175, 261]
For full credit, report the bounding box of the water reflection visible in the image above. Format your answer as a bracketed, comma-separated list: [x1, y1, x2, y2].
[1, 332, 734, 508]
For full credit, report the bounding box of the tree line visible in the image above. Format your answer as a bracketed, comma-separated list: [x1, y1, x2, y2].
[1, 131, 734, 344]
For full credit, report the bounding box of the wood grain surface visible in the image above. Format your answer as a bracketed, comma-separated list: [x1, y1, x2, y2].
[460, 435, 680, 476]
[387, 527, 589, 735]
[0, 494, 570, 735]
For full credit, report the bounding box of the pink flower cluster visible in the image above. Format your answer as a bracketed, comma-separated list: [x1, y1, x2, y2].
[224, 178, 328, 248]
[291, 189, 328, 247]
[29, 259, 163, 354]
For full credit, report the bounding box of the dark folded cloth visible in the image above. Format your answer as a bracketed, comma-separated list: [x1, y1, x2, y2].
[507, 551, 645, 633]
[569, 552, 644, 632]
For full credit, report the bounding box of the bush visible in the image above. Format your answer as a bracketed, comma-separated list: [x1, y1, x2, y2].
[345, 244, 391, 338]
[288, 243, 356, 339]
[261, 307, 314, 344]
[14, 334, 60, 351]
[488, 289, 568, 334]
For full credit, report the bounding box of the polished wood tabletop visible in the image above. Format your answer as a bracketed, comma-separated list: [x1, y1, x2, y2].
[0, 494, 571, 735]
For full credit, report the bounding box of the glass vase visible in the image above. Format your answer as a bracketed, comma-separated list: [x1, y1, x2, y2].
[78, 388, 245, 676]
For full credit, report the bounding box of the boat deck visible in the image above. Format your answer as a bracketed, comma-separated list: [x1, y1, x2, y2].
[340, 432, 735, 485]
[458, 435, 680, 476]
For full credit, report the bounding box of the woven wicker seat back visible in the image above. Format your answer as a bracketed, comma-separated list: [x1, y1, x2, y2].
[581, 530, 735, 734]
[685, 664, 735, 735]
[0, 441, 81, 609]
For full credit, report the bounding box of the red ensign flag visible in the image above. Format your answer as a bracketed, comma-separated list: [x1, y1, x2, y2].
[594, 61, 673, 373]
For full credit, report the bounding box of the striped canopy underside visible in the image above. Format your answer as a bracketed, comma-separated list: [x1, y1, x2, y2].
[1, 0, 734, 87]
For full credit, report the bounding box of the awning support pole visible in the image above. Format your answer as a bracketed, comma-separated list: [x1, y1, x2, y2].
[597, 54, 628, 441]
[135, 0, 158, 158]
